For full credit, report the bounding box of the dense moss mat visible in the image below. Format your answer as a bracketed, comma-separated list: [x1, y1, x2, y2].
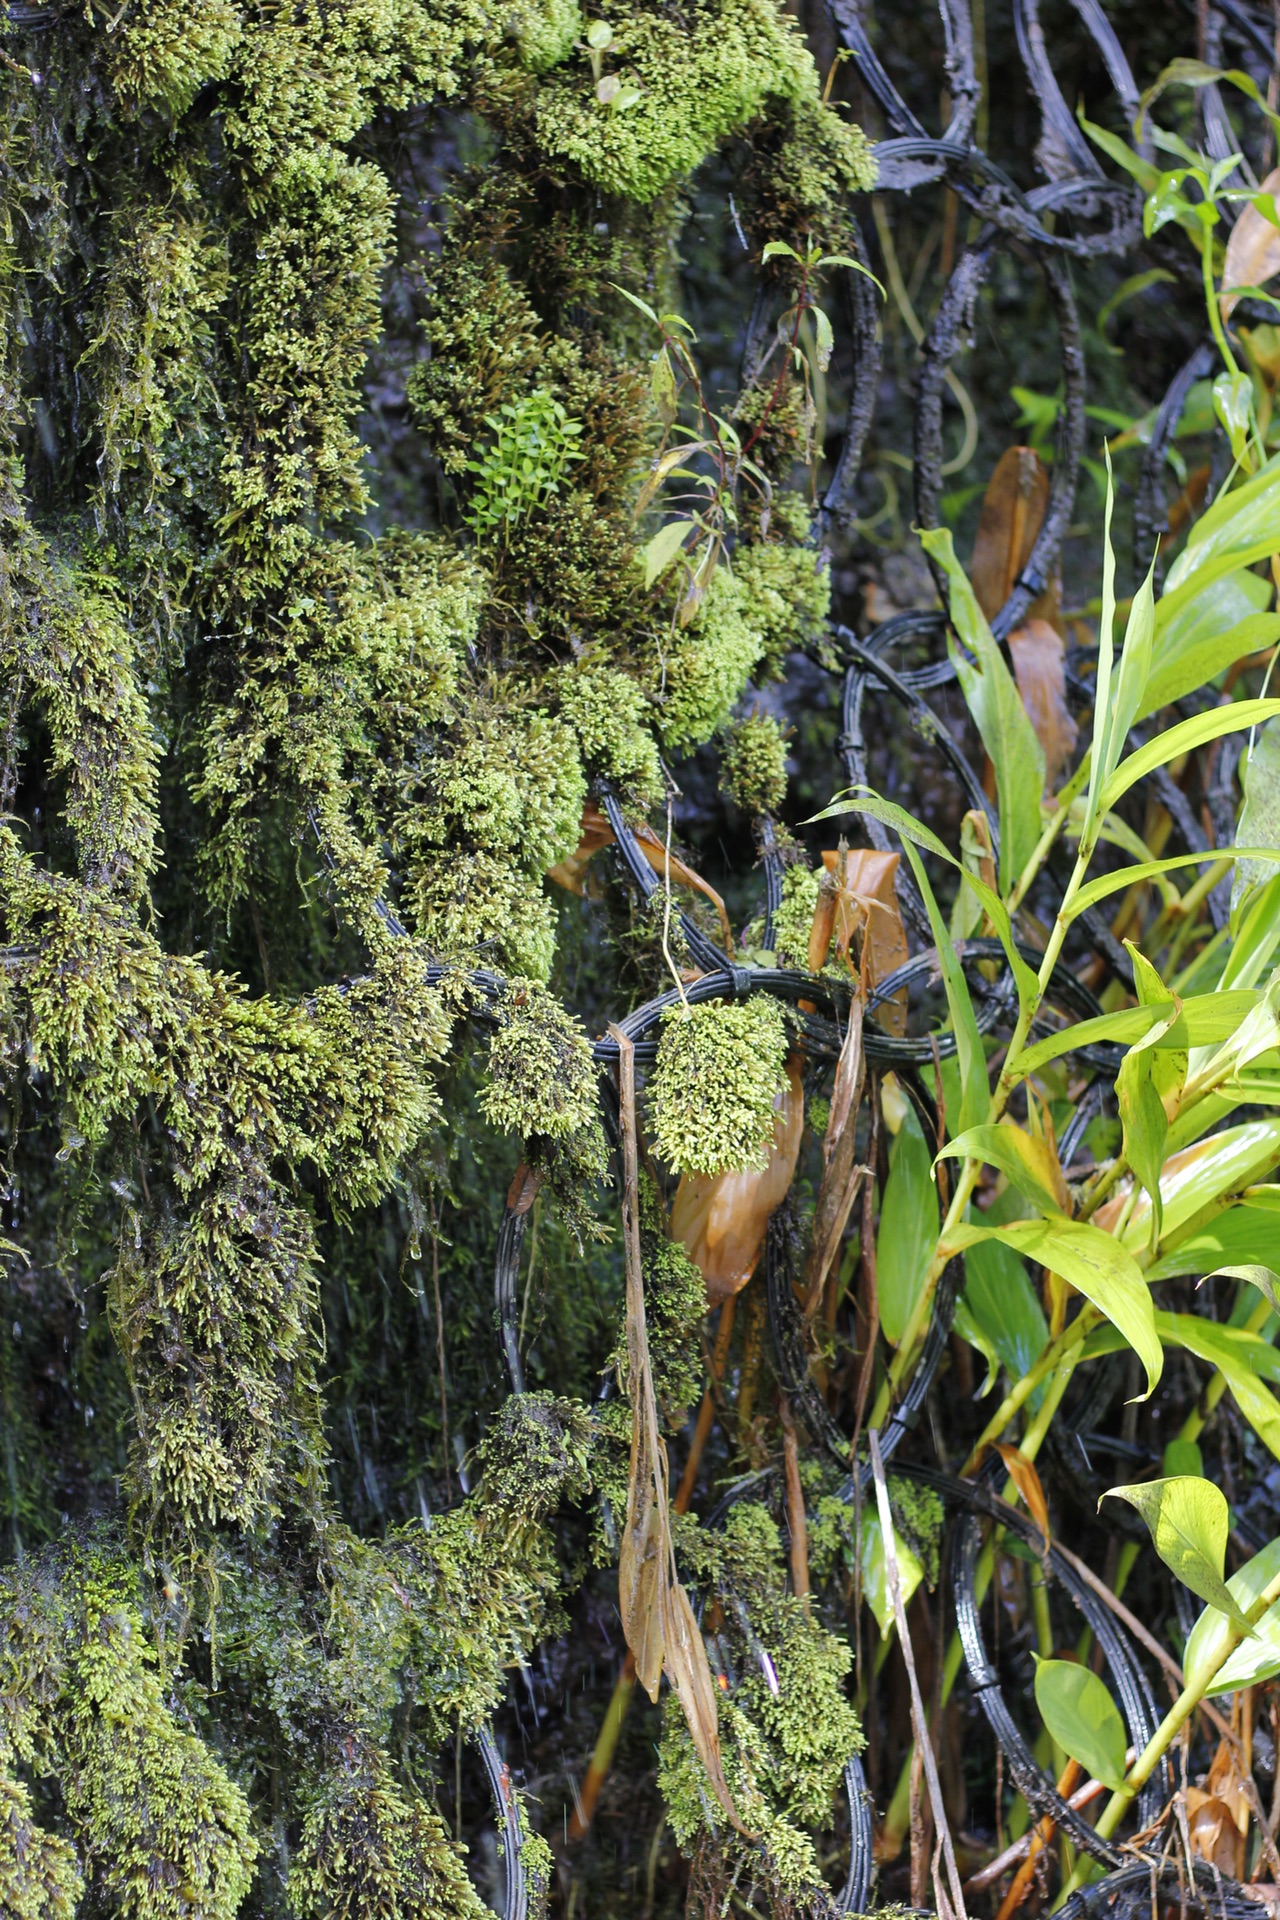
[0, 1, 873, 1913]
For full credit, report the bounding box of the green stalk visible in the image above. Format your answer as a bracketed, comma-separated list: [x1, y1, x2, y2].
[1057, 1562, 1280, 1905]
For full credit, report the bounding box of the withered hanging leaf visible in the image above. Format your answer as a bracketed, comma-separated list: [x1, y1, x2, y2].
[1008, 619, 1078, 793]
[1222, 168, 1280, 318]
[671, 1056, 805, 1302]
[821, 849, 909, 1035]
[970, 446, 1051, 622]
[548, 806, 734, 951]
[608, 1025, 741, 1829]
[803, 1001, 867, 1317]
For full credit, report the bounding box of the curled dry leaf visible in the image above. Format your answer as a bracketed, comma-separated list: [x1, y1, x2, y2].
[548, 805, 734, 951]
[671, 1055, 805, 1302]
[1008, 619, 1079, 793]
[803, 999, 867, 1317]
[820, 848, 909, 1035]
[1186, 1789, 1241, 1873]
[1222, 167, 1280, 318]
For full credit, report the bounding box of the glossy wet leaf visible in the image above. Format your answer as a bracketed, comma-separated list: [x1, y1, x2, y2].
[859, 1505, 925, 1638]
[1185, 1537, 1280, 1695]
[1208, 1262, 1280, 1313]
[948, 1217, 1162, 1398]
[921, 524, 1045, 891]
[956, 1231, 1049, 1398]
[1101, 1475, 1252, 1630]
[936, 1120, 1070, 1218]
[996, 1443, 1051, 1542]
[876, 1100, 939, 1345]
[1094, 1118, 1280, 1255]
[1149, 1195, 1280, 1279]
[1159, 1310, 1280, 1460]
[1033, 1659, 1128, 1791]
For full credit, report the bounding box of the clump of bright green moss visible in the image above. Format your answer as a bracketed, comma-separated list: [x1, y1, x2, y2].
[722, 710, 789, 815]
[649, 996, 789, 1175]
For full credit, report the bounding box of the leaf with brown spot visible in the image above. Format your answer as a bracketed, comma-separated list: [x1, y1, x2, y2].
[970, 447, 1051, 622]
[995, 1443, 1052, 1544]
[1222, 168, 1280, 317]
[671, 1056, 805, 1302]
[1008, 619, 1079, 793]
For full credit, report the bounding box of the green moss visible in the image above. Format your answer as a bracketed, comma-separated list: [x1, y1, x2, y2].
[533, 0, 819, 203]
[657, 1503, 861, 1902]
[512, 0, 583, 72]
[101, 2, 242, 118]
[639, 1175, 707, 1426]
[648, 996, 788, 1175]
[482, 978, 601, 1141]
[289, 1751, 489, 1920]
[722, 710, 788, 815]
[557, 659, 661, 799]
[0, 1537, 257, 1920]
[0, 1774, 83, 1920]
[735, 539, 831, 681]
[772, 861, 820, 968]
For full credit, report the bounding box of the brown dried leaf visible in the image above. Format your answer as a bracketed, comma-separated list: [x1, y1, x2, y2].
[803, 1002, 867, 1317]
[821, 849, 909, 1035]
[1222, 167, 1280, 318]
[995, 1443, 1052, 1545]
[1186, 1788, 1239, 1873]
[1008, 619, 1078, 794]
[671, 1056, 805, 1302]
[971, 447, 1050, 622]
[661, 1577, 743, 1830]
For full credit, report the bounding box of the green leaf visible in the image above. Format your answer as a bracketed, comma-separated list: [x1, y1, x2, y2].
[1082, 450, 1122, 845]
[1208, 1263, 1280, 1314]
[899, 835, 990, 1133]
[936, 1122, 1069, 1218]
[1184, 1537, 1280, 1695]
[947, 1218, 1162, 1398]
[1232, 718, 1280, 924]
[956, 1230, 1049, 1399]
[1159, 1310, 1280, 1459]
[920, 526, 1045, 893]
[1101, 699, 1280, 811]
[859, 1505, 925, 1637]
[1110, 1118, 1280, 1256]
[876, 1102, 939, 1346]
[1160, 451, 1280, 619]
[1033, 1659, 1129, 1791]
[1213, 368, 1256, 464]
[811, 304, 834, 373]
[761, 239, 799, 262]
[1101, 1475, 1252, 1631]
[1148, 1193, 1280, 1279]
[1141, 569, 1278, 720]
[1010, 990, 1258, 1081]
[642, 518, 691, 589]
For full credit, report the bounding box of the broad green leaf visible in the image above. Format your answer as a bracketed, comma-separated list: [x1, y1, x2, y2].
[1159, 1310, 1280, 1459]
[859, 1505, 925, 1638]
[1106, 552, 1158, 787]
[1225, 872, 1280, 985]
[1148, 1191, 1280, 1279]
[1033, 1658, 1128, 1790]
[1010, 991, 1259, 1082]
[1117, 1039, 1172, 1251]
[1069, 848, 1279, 918]
[1101, 699, 1280, 811]
[643, 518, 692, 588]
[1101, 1476, 1252, 1631]
[1141, 579, 1278, 718]
[1161, 451, 1280, 619]
[920, 526, 1045, 891]
[946, 1218, 1161, 1398]
[1184, 1536, 1280, 1694]
[1103, 1118, 1280, 1255]
[1231, 718, 1280, 922]
[936, 1121, 1069, 1218]
[956, 1231, 1049, 1399]
[876, 1102, 939, 1346]
[1213, 368, 1255, 462]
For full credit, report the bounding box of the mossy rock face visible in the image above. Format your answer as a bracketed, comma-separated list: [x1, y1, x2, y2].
[0, 0, 872, 1905]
